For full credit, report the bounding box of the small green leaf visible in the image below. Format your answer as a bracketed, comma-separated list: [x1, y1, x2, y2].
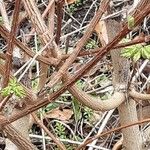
[141, 46, 150, 59]
[121, 47, 137, 58]
[72, 99, 81, 122]
[0, 17, 3, 24]
[127, 15, 135, 29]
[145, 46, 150, 59]
[0, 78, 26, 98]
[133, 50, 141, 62]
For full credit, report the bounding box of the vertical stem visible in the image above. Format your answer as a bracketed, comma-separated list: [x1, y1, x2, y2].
[3, 0, 21, 87]
[104, 19, 142, 149]
[55, 0, 64, 45]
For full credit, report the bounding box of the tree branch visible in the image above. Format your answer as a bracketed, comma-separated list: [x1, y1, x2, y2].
[23, 0, 61, 58]
[4, 124, 38, 150]
[45, 0, 110, 89]
[0, 25, 59, 66]
[32, 113, 66, 150]
[0, 0, 149, 127]
[129, 89, 150, 100]
[3, 0, 21, 87]
[75, 117, 150, 150]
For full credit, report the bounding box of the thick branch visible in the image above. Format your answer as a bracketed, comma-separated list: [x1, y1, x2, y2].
[46, 0, 110, 88]
[129, 89, 150, 100]
[0, 25, 58, 66]
[4, 124, 38, 150]
[55, 0, 64, 45]
[23, 0, 61, 58]
[25, 0, 55, 42]
[69, 85, 125, 111]
[3, 0, 21, 87]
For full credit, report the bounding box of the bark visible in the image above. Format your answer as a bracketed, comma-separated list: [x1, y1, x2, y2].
[38, 0, 55, 91]
[118, 100, 142, 150]
[69, 85, 125, 111]
[104, 19, 142, 149]
[0, 1, 36, 149]
[4, 124, 38, 150]
[4, 64, 36, 150]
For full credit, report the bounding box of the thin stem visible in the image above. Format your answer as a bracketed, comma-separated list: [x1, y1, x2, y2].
[32, 113, 66, 150]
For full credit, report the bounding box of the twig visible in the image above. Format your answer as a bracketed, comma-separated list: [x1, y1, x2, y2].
[87, 109, 114, 150]
[55, 0, 64, 45]
[25, 0, 55, 42]
[0, 25, 59, 66]
[0, 95, 12, 112]
[75, 118, 150, 150]
[29, 134, 109, 150]
[80, 0, 98, 28]
[1, 25, 149, 66]
[60, 25, 88, 40]
[23, 0, 60, 58]
[46, 0, 110, 89]
[17, 37, 55, 82]
[32, 113, 66, 150]
[0, 64, 37, 102]
[62, 35, 150, 59]
[0, 31, 149, 61]
[3, 0, 21, 87]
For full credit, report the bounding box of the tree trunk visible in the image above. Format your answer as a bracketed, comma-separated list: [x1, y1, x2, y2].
[118, 100, 142, 150]
[103, 19, 142, 149]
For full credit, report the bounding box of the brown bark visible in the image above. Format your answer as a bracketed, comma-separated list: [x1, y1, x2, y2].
[104, 18, 142, 150]
[0, 25, 58, 66]
[3, 0, 21, 87]
[46, 0, 110, 88]
[23, 0, 61, 58]
[4, 124, 38, 150]
[118, 100, 142, 150]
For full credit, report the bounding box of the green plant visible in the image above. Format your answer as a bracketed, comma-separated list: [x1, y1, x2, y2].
[127, 15, 135, 29]
[72, 98, 82, 122]
[54, 121, 78, 149]
[96, 74, 108, 83]
[66, 145, 74, 150]
[1, 78, 26, 98]
[68, 4, 77, 14]
[76, 79, 85, 89]
[121, 44, 150, 62]
[85, 39, 98, 49]
[0, 16, 3, 24]
[31, 78, 38, 90]
[55, 144, 74, 150]
[68, 0, 85, 14]
[83, 107, 93, 121]
[43, 103, 59, 113]
[54, 122, 66, 139]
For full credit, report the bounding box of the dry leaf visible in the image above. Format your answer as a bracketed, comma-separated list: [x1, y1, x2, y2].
[45, 108, 73, 121]
[66, 0, 76, 4]
[95, 21, 108, 46]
